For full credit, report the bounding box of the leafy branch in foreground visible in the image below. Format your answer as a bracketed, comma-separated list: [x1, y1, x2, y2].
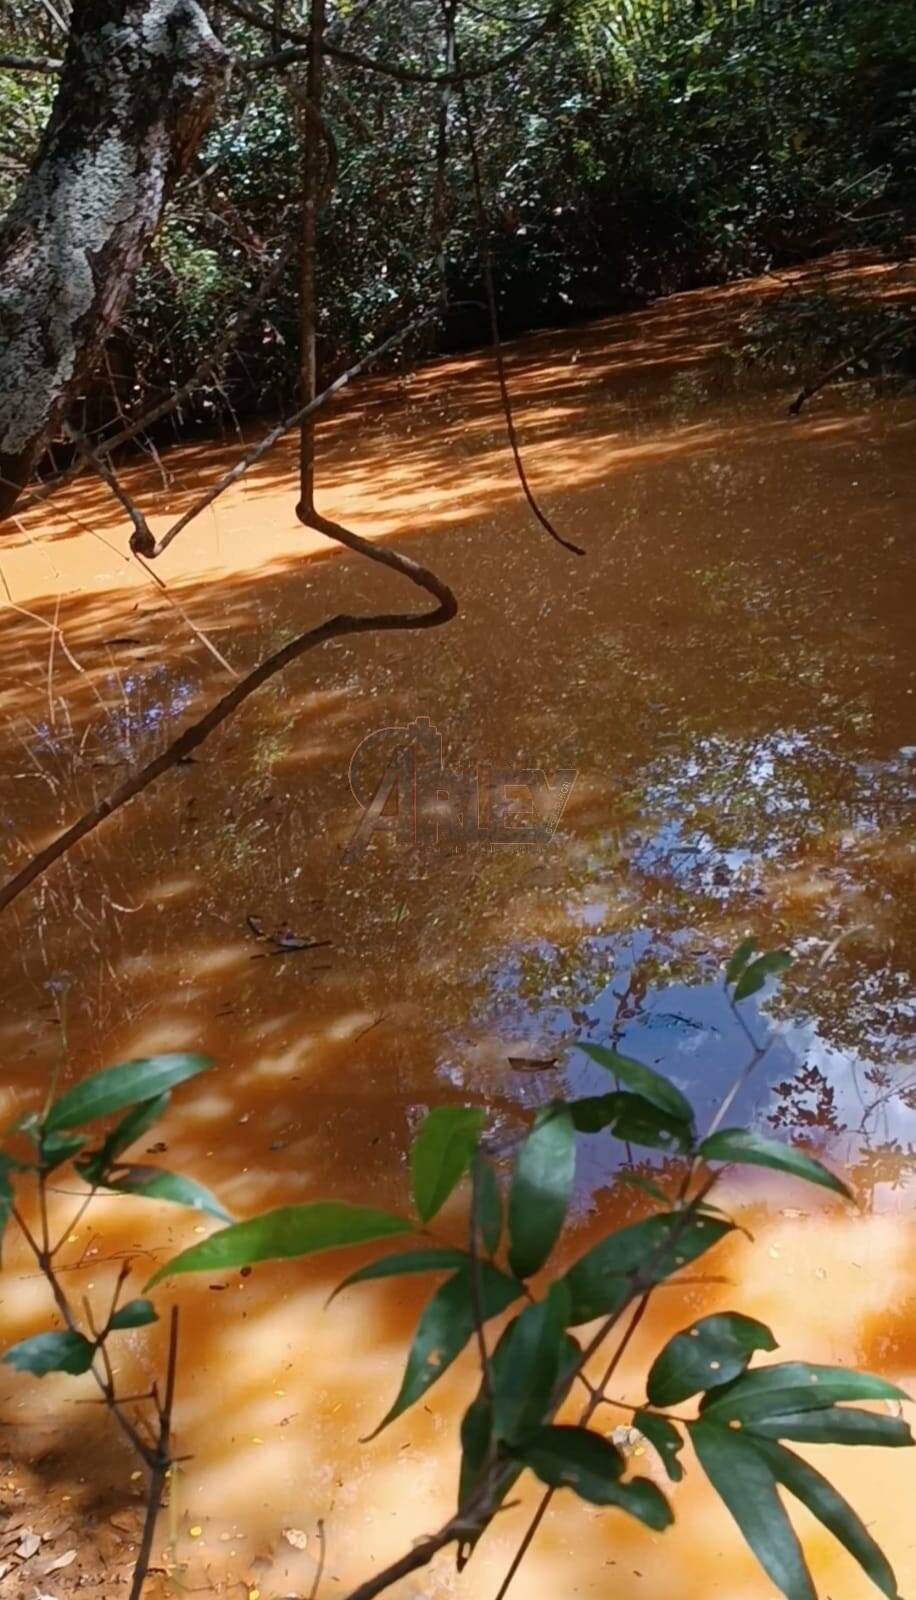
[1, 1051, 227, 1600]
[146, 944, 910, 1600]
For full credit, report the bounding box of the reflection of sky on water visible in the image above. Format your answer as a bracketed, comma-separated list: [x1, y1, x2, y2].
[435, 720, 916, 1210]
[448, 917, 916, 1213]
[634, 729, 915, 903]
[30, 668, 198, 765]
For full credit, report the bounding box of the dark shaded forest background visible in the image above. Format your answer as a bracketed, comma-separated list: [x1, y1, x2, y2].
[2, 0, 914, 451]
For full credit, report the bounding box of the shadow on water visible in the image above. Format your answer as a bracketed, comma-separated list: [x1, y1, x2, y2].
[0, 254, 914, 1596]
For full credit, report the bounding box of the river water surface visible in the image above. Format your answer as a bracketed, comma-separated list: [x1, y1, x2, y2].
[0, 257, 914, 1599]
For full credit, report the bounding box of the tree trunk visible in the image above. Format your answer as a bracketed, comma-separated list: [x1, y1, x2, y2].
[0, 0, 229, 521]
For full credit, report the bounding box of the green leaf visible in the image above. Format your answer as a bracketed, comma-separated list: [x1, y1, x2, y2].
[109, 1298, 158, 1331]
[457, 1394, 522, 1570]
[473, 1156, 502, 1256]
[38, 1130, 87, 1173]
[146, 1202, 412, 1288]
[100, 1164, 231, 1222]
[570, 1091, 693, 1152]
[45, 1054, 210, 1133]
[611, 1097, 693, 1153]
[79, 1093, 171, 1184]
[368, 1262, 522, 1437]
[569, 1093, 621, 1133]
[579, 1044, 694, 1124]
[458, 1393, 493, 1510]
[515, 1426, 672, 1530]
[647, 1311, 778, 1407]
[725, 935, 758, 986]
[689, 1420, 816, 1600]
[508, 1105, 576, 1279]
[491, 1282, 571, 1444]
[633, 1410, 685, 1482]
[697, 1128, 851, 1199]
[700, 1362, 910, 1423]
[752, 1437, 901, 1598]
[410, 1106, 486, 1223]
[4, 1330, 95, 1378]
[747, 1408, 912, 1448]
[563, 1212, 733, 1326]
[330, 1246, 468, 1300]
[733, 949, 792, 1002]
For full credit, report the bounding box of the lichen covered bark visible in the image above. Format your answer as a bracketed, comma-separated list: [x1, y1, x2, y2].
[0, 0, 229, 520]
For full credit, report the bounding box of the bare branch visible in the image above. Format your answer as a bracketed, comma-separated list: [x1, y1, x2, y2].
[129, 1308, 179, 1600]
[146, 309, 437, 558]
[454, 40, 584, 556]
[308, 1519, 327, 1600]
[0, 52, 63, 72]
[0, 491, 456, 914]
[90, 449, 156, 557]
[259, 6, 561, 84]
[788, 314, 916, 415]
[37, 0, 70, 35]
[221, 0, 308, 42]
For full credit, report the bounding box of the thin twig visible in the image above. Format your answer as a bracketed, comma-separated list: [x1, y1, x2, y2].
[788, 314, 916, 415]
[12, 1203, 154, 1463]
[454, 41, 584, 557]
[129, 1308, 180, 1600]
[0, 512, 455, 916]
[493, 1293, 651, 1600]
[468, 1154, 493, 1403]
[308, 1517, 327, 1600]
[148, 309, 437, 557]
[0, 52, 63, 72]
[259, 6, 560, 83]
[89, 448, 156, 557]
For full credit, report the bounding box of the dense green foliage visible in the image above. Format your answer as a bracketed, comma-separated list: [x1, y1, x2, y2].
[2, 0, 913, 437]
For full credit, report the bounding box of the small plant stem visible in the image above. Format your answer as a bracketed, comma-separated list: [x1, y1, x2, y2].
[704, 996, 770, 1139]
[100, 1260, 132, 1335]
[12, 1203, 155, 1463]
[468, 1155, 493, 1403]
[50, 1182, 98, 1259]
[308, 1517, 327, 1600]
[343, 997, 783, 1600]
[129, 1308, 179, 1600]
[493, 1294, 651, 1600]
[38, 1169, 51, 1257]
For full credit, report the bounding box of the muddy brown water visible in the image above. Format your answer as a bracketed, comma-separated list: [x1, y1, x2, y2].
[0, 256, 914, 1598]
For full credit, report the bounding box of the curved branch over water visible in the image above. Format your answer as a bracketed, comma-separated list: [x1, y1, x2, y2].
[0, 538, 456, 916]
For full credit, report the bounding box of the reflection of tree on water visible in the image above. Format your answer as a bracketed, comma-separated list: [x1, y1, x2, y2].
[470, 713, 914, 1211]
[477, 742, 909, 1203]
